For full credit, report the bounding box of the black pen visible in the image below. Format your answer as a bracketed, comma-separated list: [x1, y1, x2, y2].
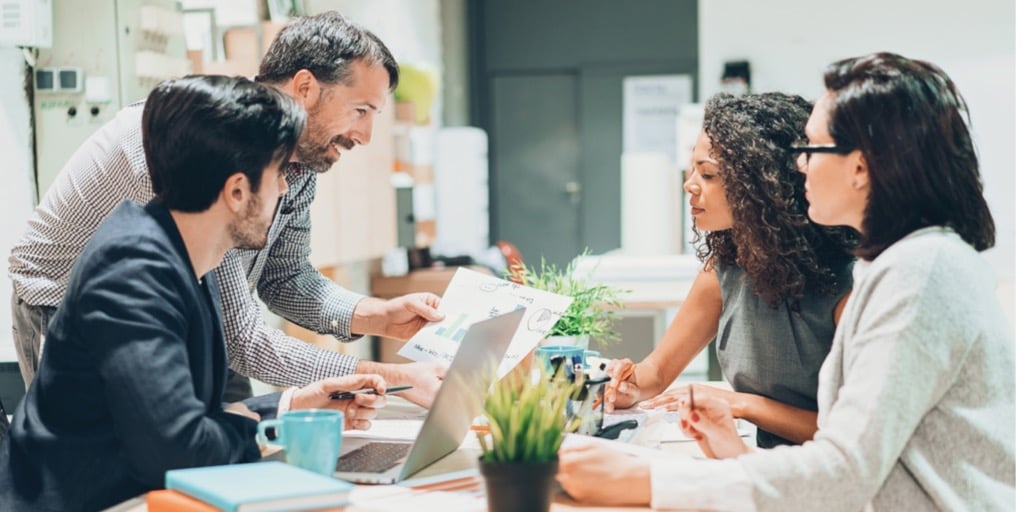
[330, 385, 413, 400]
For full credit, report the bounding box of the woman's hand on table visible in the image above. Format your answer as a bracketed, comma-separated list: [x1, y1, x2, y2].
[640, 382, 746, 416]
[291, 374, 389, 430]
[675, 384, 753, 459]
[557, 436, 651, 506]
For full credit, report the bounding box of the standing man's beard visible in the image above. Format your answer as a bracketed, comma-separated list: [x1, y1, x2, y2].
[229, 195, 272, 250]
[295, 132, 355, 174]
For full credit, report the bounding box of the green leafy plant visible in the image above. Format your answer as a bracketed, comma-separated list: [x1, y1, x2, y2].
[477, 369, 581, 463]
[508, 252, 628, 341]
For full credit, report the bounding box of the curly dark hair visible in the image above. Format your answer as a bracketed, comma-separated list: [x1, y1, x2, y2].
[694, 92, 859, 307]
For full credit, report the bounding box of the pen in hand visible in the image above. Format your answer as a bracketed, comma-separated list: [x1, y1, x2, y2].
[604, 361, 635, 411]
[688, 384, 695, 416]
[330, 385, 413, 400]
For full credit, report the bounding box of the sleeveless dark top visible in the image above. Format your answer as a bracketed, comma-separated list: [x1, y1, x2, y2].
[715, 261, 853, 448]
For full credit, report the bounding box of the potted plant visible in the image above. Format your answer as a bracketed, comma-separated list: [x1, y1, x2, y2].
[508, 252, 628, 350]
[476, 369, 581, 512]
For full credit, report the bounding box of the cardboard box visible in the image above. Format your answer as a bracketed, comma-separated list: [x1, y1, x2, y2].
[370, 267, 464, 299]
[260, 21, 286, 55]
[223, 26, 260, 65]
[394, 101, 417, 124]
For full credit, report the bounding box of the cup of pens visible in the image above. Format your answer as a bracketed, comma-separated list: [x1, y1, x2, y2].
[568, 373, 607, 436]
[534, 346, 611, 436]
[534, 345, 584, 379]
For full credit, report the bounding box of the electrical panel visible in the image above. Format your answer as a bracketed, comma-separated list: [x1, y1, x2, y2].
[0, 0, 53, 48]
[32, 0, 189, 198]
[34, 66, 81, 92]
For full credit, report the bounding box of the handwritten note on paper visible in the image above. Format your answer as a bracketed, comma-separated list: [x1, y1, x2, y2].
[397, 267, 573, 377]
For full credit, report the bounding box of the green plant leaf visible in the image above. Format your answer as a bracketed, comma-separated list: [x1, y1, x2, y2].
[507, 250, 630, 343]
[478, 367, 582, 463]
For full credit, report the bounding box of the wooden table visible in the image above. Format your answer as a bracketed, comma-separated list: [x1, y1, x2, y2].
[106, 388, 731, 512]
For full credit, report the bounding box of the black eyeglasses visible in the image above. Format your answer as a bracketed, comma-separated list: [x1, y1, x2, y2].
[790, 143, 854, 169]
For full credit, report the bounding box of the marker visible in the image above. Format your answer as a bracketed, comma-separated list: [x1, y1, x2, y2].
[549, 355, 566, 382]
[688, 384, 695, 415]
[330, 385, 413, 400]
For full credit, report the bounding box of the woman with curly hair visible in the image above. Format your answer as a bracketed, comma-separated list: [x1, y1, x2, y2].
[603, 92, 858, 449]
[559, 52, 1012, 511]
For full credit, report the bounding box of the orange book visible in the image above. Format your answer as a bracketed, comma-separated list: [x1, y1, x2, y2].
[146, 489, 218, 512]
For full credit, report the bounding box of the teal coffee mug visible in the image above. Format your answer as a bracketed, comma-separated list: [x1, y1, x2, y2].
[535, 345, 584, 378]
[257, 409, 342, 476]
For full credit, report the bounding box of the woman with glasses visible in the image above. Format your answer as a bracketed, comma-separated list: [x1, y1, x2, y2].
[559, 52, 1013, 511]
[603, 92, 858, 451]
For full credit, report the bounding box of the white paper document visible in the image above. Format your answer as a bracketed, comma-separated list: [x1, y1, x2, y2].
[397, 268, 573, 376]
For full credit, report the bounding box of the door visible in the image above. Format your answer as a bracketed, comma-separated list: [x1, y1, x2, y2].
[491, 73, 581, 268]
[471, 0, 699, 269]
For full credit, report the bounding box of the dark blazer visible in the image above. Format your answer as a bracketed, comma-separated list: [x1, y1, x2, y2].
[0, 201, 260, 511]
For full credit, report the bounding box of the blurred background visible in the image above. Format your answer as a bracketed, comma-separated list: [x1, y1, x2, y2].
[0, 0, 1015, 401]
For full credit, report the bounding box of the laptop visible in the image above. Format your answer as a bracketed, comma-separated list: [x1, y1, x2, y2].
[332, 308, 524, 484]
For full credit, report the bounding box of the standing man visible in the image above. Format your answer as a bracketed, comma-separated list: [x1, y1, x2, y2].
[9, 12, 444, 406]
[1, 75, 389, 512]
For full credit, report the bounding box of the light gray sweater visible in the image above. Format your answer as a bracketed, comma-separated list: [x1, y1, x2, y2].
[650, 227, 1015, 511]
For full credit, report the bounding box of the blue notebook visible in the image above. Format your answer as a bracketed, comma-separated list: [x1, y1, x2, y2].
[165, 461, 354, 512]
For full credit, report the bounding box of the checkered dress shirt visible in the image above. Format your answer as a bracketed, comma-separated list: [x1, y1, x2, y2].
[9, 102, 364, 386]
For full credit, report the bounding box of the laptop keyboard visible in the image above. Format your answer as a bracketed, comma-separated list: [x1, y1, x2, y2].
[336, 442, 411, 473]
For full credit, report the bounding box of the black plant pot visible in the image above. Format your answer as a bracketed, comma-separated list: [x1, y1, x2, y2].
[479, 458, 558, 512]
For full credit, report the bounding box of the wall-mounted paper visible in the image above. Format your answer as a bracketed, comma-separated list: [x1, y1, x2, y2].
[623, 74, 693, 163]
[433, 127, 489, 256]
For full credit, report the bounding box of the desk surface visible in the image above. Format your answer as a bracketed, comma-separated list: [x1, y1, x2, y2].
[108, 386, 732, 512]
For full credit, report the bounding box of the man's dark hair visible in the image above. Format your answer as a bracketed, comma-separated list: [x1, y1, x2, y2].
[256, 11, 398, 92]
[142, 75, 306, 212]
[696, 92, 859, 307]
[823, 52, 995, 259]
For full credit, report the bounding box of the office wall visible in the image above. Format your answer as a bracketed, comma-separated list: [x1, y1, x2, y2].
[305, 0, 443, 86]
[0, 49, 34, 362]
[699, 0, 1015, 318]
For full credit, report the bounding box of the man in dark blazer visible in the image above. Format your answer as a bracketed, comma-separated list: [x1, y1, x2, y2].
[0, 76, 388, 511]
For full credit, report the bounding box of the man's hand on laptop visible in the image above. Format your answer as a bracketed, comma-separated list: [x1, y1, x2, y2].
[291, 374, 389, 430]
[351, 293, 445, 341]
[357, 360, 446, 409]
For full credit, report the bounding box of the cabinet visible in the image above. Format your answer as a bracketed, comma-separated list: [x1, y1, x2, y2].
[308, 100, 397, 267]
[33, 0, 189, 198]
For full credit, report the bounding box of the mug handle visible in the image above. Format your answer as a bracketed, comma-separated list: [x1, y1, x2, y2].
[583, 350, 601, 369]
[256, 419, 285, 447]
